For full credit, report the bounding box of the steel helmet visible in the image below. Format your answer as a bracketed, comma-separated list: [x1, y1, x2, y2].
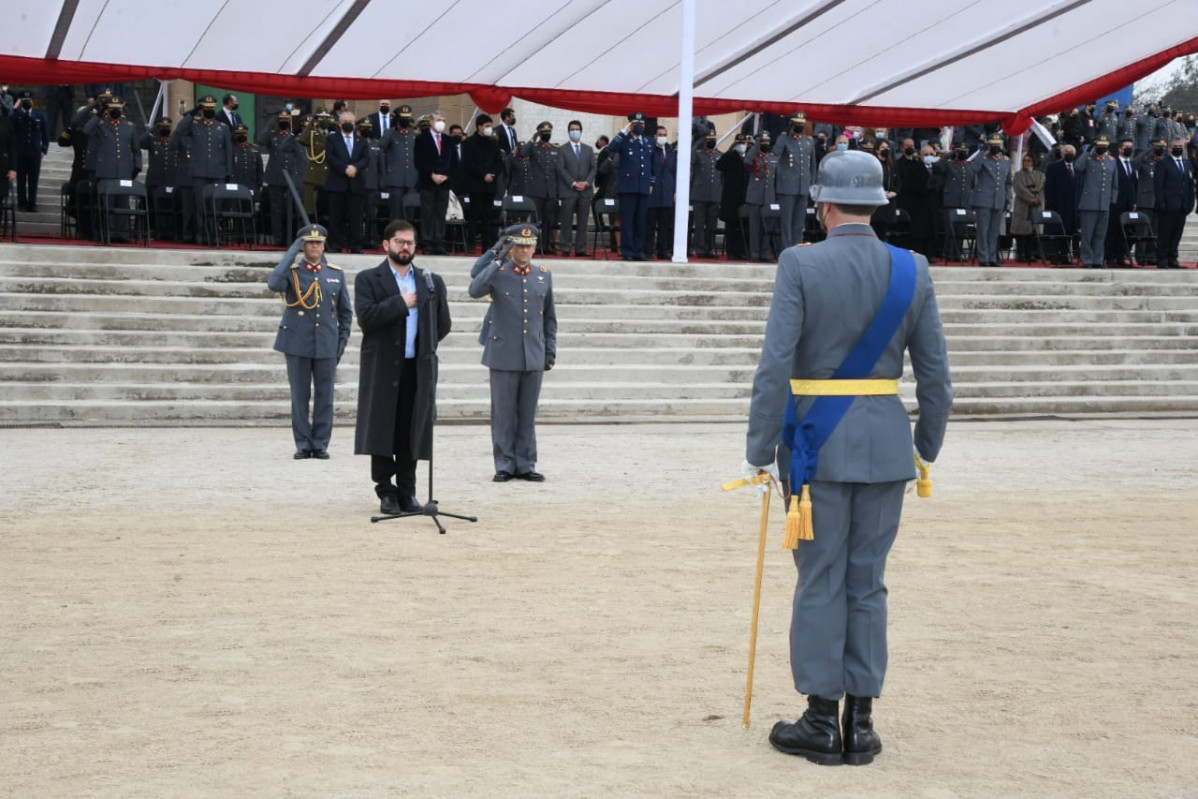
[809, 149, 887, 205]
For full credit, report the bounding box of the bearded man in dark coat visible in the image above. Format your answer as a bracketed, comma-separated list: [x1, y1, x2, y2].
[353, 219, 452, 516]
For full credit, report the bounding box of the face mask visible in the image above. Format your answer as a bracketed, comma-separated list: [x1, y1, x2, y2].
[20, 99, 32, 110]
[202, 108, 215, 119]
[1171, 146, 1184, 157]
[989, 145, 1002, 155]
[433, 120, 446, 133]
[734, 144, 747, 155]
[1121, 147, 1132, 157]
[903, 146, 915, 156]
[956, 151, 968, 161]
[793, 125, 805, 134]
[341, 122, 354, 133]
[539, 132, 551, 142]
[656, 136, 668, 146]
[705, 139, 716, 149]
[278, 123, 290, 132]
[481, 125, 493, 137]
[836, 143, 848, 151]
[229, 103, 239, 111]
[923, 155, 936, 165]
[632, 124, 644, 135]
[875, 132, 885, 139]
[1063, 152, 1076, 163]
[1154, 147, 1165, 156]
[569, 130, 581, 142]
[1093, 146, 1107, 156]
[109, 108, 122, 119]
[234, 134, 248, 143]
[157, 126, 170, 137]
[759, 143, 771, 153]
[878, 148, 888, 157]
[398, 118, 412, 128]
[380, 105, 390, 114]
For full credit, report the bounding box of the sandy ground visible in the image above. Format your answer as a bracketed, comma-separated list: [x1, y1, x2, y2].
[2, 419, 1197, 799]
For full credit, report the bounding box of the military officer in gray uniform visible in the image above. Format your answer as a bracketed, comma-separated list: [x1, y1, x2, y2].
[745, 131, 780, 261]
[933, 144, 972, 259]
[175, 95, 233, 245]
[267, 224, 353, 459]
[519, 122, 561, 255]
[1132, 138, 1166, 264]
[743, 149, 952, 766]
[82, 97, 142, 238]
[380, 105, 419, 223]
[690, 130, 723, 257]
[1074, 135, 1119, 268]
[1117, 107, 1138, 151]
[468, 224, 557, 483]
[258, 110, 308, 246]
[772, 112, 818, 248]
[1095, 101, 1119, 144]
[968, 134, 1013, 265]
[1135, 108, 1157, 156]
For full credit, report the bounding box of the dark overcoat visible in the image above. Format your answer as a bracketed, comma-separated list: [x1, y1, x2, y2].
[353, 260, 451, 458]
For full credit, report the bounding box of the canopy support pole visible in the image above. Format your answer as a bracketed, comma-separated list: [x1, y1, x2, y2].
[148, 80, 168, 125]
[671, 0, 696, 264]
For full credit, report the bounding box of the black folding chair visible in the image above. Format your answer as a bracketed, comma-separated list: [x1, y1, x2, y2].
[804, 204, 825, 244]
[1032, 209, 1073, 266]
[878, 206, 911, 247]
[943, 207, 977, 263]
[96, 179, 150, 245]
[1, 178, 16, 242]
[59, 182, 74, 238]
[1120, 211, 1156, 267]
[402, 191, 422, 232]
[501, 194, 538, 227]
[207, 183, 257, 248]
[590, 196, 619, 259]
[446, 193, 470, 253]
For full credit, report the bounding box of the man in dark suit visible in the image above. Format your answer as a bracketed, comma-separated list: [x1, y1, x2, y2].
[220, 94, 243, 130]
[354, 219, 452, 515]
[1106, 138, 1138, 266]
[0, 109, 16, 206]
[364, 100, 392, 141]
[495, 107, 519, 156]
[1044, 144, 1080, 261]
[1154, 137, 1195, 269]
[413, 109, 456, 255]
[557, 119, 597, 257]
[10, 90, 49, 212]
[324, 111, 371, 253]
[459, 114, 503, 252]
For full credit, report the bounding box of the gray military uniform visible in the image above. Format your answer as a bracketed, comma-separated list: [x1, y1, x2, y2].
[518, 142, 561, 252]
[1074, 150, 1119, 268]
[380, 127, 419, 221]
[772, 134, 817, 247]
[267, 239, 353, 454]
[745, 222, 952, 700]
[468, 255, 557, 476]
[1133, 152, 1160, 263]
[175, 113, 233, 244]
[968, 154, 1012, 264]
[82, 115, 141, 179]
[744, 147, 780, 260]
[690, 146, 723, 256]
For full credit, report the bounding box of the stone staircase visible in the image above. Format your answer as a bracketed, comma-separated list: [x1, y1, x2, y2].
[1, 243, 1196, 426]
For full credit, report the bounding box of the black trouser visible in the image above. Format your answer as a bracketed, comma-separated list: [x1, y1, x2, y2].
[647, 205, 674, 257]
[268, 184, 299, 246]
[531, 195, 558, 254]
[1156, 208, 1186, 267]
[692, 201, 719, 255]
[469, 191, 497, 251]
[721, 215, 746, 259]
[371, 358, 419, 499]
[328, 190, 364, 251]
[16, 155, 41, 210]
[177, 184, 196, 242]
[419, 183, 450, 251]
[1106, 205, 1132, 263]
[193, 179, 219, 245]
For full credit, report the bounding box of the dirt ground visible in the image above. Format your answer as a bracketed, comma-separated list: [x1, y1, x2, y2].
[2, 418, 1196, 799]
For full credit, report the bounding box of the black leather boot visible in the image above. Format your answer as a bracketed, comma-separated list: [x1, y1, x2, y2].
[768, 695, 842, 765]
[841, 694, 883, 765]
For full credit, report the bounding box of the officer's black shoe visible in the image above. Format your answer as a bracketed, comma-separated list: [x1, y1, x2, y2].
[312, 450, 330, 460]
[493, 471, 514, 482]
[379, 495, 401, 515]
[399, 495, 424, 513]
[842, 694, 882, 766]
[294, 450, 312, 460]
[768, 696, 842, 766]
[516, 470, 545, 482]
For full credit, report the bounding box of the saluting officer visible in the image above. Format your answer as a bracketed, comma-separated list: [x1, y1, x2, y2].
[10, 90, 49, 212]
[968, 133, 1012, 266]
[1074, 135, 1119, 269]
[230, 124, 263, 196]
[607, 111, 660, 260]
[175, 95, 233, 245]
[745, 131, 780, 262]
[933, 144, 972, 260]
[519, 122, 561, 255]
[140, 118, 177, 240]
[380, 105, 419, 223]
[468, 224, 557, 483]
[257, 110, 307, 246]
[267, 224, 353, 460]
[690, 130, 723, 258]
[1132, 138, 1166, 265]
[1117, 107, 1138, 151]
[82, 96, 140, 180]
[772, 112, 818, 247]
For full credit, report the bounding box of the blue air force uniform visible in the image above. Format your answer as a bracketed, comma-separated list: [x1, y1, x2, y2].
[607, 112, 660, 260]
[267, 225, 353, 457]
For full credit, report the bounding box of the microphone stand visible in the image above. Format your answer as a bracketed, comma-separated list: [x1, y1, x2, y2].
[371, 268, 477, 533]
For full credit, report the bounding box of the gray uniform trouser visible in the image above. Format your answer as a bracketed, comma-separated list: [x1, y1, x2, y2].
[489, 369, 544, 474]
[790, 479, 906, 700]
[285, 354, 336, 453]
[778, 193, 807, 248]
[692, 201, 719, 254]
[974, 206, 1004, 263]
[1079, 209, 1109, 266]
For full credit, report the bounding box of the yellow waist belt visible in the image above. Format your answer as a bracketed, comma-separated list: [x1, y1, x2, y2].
[790, 378, 898, 396]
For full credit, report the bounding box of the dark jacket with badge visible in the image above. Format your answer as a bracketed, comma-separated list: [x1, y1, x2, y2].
[353, 261, 452, 459]
[267, 239, 353, 360]
[82, 114, 142, 180]
[176, 113, 232, 180]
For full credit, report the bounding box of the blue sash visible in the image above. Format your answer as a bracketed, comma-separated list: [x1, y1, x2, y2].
[782, 244, 916, 490]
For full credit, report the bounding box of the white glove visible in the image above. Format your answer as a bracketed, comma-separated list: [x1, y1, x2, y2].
[741, 459, 779, 495]
[913, 445, 932, 470]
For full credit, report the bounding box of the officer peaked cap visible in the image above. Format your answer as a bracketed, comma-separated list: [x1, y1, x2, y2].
[986, 133, 1004, 145]
[628, 111, 646, 123]
[789, 111, 807, 124]
[504, 223, 539, 245]
[536, 121, 553, 133]
[299, 224, 328, 242]
[198, 95, 218, 108]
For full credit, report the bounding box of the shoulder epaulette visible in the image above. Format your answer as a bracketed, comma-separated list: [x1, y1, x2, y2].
[539, 265, 548, 272]
[326, 263, 343, 271]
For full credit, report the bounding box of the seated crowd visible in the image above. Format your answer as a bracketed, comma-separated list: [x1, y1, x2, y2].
[9, 85, 1198, 267]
